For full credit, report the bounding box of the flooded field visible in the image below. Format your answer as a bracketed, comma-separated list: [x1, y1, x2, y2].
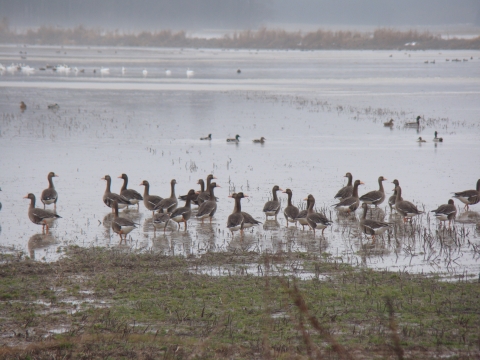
[1, 45, 480, 276]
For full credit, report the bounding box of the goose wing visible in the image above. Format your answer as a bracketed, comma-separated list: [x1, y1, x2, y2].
[263, 200, 280, 213]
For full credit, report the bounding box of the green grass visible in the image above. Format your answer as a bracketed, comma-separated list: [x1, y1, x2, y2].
[0, 246, 478, 359]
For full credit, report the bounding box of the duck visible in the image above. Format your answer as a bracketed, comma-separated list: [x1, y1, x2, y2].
[452, 179, 480, 211]
[334, 172, 353, 200]
[332, 180, 364, 213]
[226, 135, 240, 143]
[283, 189, 299, 227]
[431, 199, 457, 228]
[102, 175, 132, 212]
[228, 193, 261, 229]
[433, 131, 443, 142]
[253, 137, 266, 143]
[111, 200, 137, 243]
[169, 189, 195, 231]
[417, 137, 426, 142]
[359, 203, 391, 241]
[359, 176, 387, 207]
[263, 185, 283, 220]
[388, 179, 402, 212]
[142, 69, 148, 76]
[20, 101, 27, 111]
[197, 175, 218, 204]
[304, 194, 333, 236]
[41, 172, 59, 209]
[394, 186, 424, 223]
[139, 180, 163, 216]
[227, 193, 246, 235]
[153, 212, 171, 234]
[406, 116, 422, 127]
[48, 103, 59, 110]
[24, 193, 61, 233]
[200, 134, 212, 140]
[154, 179, 178, 213]
[196, 182, 220, 223]
[118, 174, 143, 209]
[384, 119, 394, 127]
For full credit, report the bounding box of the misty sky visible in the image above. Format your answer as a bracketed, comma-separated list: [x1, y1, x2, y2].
[1, 0, 479, 31]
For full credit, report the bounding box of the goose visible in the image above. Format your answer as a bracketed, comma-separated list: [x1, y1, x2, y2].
[197, 175, 218, 204]
[253, 137, 266, 143]
[333, 180, 364, 213]
[24, 193, 61, 233]
[154, 179, 178, 213]
[165, 69, 172, 76]
[431, 199, 456, 228]
[384, 119, 394, 127]
[196, 182, 220, 223]
[263, 185, 283, 220]
[394, 186, 424, 223]
[228, 193, 261, 229]
[169, 189, 195, 231]
[406, 116, 422, 127]
[41, 172, 59, 209]
[359, 203, 391, 241]
[433, 131, 443, 142]
[294, 197, 310, 230]
[227, 193, 246, 235]
[142, 69, 148, 76]
[179, 178, 204, 205]
[334, 172, 353, 200]
[417, 137, 426, 142]
[20, 101, 27, 111]
[139, 180, 163, 216]
[388, 179, 402, 212]
[304, 194, 333, 236]
[186, 68, 194, 77]
[111, 200, 137, 243]
[118, 174, 143, 209]
[452, 179, 480, 211]
[102, 175, 132, 212]
[359, 176, 387, 207]
[283, 189, 299, 227]
[226, 135, 240, 143]
[153, 212, 171, 234]
[200, 134, 212, 140]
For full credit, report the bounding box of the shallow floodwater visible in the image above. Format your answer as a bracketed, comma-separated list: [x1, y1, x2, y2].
[1, 46, 479, 276]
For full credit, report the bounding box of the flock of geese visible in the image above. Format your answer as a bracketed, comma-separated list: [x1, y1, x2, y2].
[23, 171, 480, 243]
[0, 63, 196, 78]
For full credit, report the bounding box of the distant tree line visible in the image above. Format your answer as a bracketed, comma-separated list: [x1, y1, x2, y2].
[1, 21, 479, 50]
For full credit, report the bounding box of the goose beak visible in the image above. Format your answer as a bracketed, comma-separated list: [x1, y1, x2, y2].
[228, 195, 233, 198]
[216, 185, 221, 188]
[195, 191, 201, 194]
[383, 178, 387, 181]
[360, 182, 365, 185]
[279, 188, 285, 192]
[23, 195, 28, 199]
[243, 194, 249, 197]
[54, 174, 59, 177]
[303, 197, 308, 201]
[101, 177, 105, 180]
[139, 183, 144, 186]
[213, 176, 217, 179]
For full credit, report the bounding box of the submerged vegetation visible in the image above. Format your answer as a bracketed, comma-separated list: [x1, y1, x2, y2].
[1, 20, 479, 50]
[0, 246, 478, 358]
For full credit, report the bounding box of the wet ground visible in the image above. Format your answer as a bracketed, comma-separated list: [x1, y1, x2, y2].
[0, 45, 479, 276]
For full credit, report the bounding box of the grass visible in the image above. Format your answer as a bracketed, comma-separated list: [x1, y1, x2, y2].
[1, 21, 480, 50]
[0, 246, 478, 358]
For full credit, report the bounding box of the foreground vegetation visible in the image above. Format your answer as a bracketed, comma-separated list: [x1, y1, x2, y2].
[0, 246, 478, 359]
[1, 19, 479, 50]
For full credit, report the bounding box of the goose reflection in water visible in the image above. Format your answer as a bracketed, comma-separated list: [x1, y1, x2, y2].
[28, 233, 59, 259]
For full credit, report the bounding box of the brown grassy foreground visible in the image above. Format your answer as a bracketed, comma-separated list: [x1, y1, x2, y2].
[0, 246, 478, 359]
[1, 19, 479, 50]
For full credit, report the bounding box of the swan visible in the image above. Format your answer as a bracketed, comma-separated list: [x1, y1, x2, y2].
[7, 63, 18, 72]
[100, 67, 110, 74]
[142, 69, 148, 76]
[0, 63, 5, 71]
[122, 67, 126, 74]
[186, 68, 194, 77]
[165, 69, 172, 76]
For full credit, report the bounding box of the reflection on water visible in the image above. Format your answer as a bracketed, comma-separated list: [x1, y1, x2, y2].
[0, 47, 479, 275]
[28, 233, 59, 260]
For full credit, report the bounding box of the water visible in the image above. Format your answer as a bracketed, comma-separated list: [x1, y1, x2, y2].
[1, 45, 479, 276]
